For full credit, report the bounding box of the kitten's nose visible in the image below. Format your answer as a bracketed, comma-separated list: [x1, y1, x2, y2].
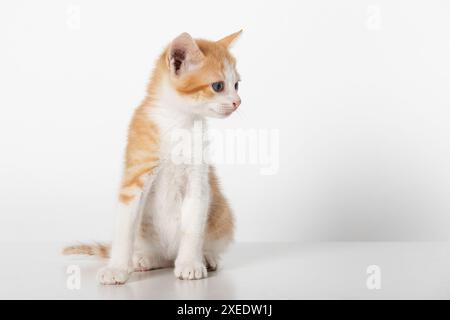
[232, 99, 241, 109]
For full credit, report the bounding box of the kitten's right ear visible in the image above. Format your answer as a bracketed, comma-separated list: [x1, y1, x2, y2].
[217, 30, 243, 48]
[168, 33, 204, 76]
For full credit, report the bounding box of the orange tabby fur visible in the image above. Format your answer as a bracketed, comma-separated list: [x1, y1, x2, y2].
[63, 32, 240, 260]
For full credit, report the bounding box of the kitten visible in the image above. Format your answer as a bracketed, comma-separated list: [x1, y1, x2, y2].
[63, 31, 242, 285]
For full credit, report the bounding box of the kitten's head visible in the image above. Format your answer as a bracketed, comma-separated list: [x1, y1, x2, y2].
[163, 31, 242, 118]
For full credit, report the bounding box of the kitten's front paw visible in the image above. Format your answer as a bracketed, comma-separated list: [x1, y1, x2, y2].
[174, 260, 207, 280]
[97, 267, 129, 285]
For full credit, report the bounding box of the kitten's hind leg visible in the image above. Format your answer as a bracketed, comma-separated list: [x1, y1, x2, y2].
[204, 252, 219, 271]
[131, 215, 173, 272]
[132, 252, 173, 272]
[203, 236, 233, 272]
[132, 237, 172, 272]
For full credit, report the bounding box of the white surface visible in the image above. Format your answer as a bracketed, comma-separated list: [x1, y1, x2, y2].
[2, 242, 450, 299]
[1, 1, 450, 244]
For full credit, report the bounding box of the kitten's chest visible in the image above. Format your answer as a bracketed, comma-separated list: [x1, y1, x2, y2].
[149, 108, 207, 162]
[151, 162, 189, 210]
[146, 110, 206, 209]
[143, 162, 190, 257]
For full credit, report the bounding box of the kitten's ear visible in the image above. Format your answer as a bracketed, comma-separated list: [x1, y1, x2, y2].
[168, 32, 204, 76]
[217, 30, 243, 48]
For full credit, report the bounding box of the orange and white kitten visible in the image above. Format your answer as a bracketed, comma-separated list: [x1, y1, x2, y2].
[63, 31, 242, 285]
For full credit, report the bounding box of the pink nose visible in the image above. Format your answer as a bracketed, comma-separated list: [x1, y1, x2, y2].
[232, 99, 241, 109]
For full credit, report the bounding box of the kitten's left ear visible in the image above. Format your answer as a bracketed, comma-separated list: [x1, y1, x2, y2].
[217, 30, 243, 48]
[168, 32, 204, 76]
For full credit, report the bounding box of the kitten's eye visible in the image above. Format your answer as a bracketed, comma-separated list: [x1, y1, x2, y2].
[211, 81, 225, 93]
[234, 82, 239, 91]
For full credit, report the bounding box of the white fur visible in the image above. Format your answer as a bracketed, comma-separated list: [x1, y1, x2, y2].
[98, 65, 239, 284]
[147, 77, 211, 280]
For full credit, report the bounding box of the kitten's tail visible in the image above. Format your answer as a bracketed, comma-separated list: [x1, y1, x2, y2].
[62, 242, 110, 259]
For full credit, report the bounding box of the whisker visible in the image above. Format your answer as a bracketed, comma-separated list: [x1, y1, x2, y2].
[235, 108, 247, 120]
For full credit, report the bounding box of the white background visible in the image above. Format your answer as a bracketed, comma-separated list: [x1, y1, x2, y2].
[1, 0, 450, 244]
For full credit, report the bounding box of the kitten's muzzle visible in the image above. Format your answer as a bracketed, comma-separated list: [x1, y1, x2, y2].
[232, 98, 241, 109]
